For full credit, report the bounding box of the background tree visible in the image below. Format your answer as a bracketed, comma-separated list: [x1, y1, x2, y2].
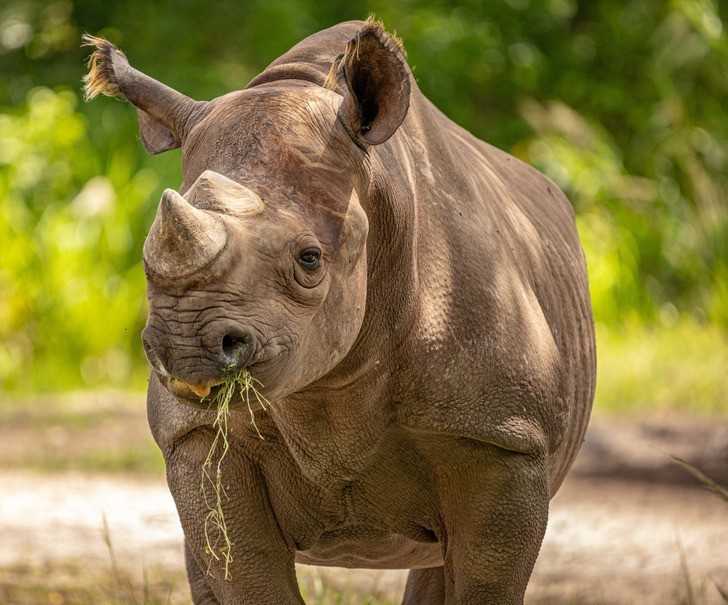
[1, 0, 726, 401]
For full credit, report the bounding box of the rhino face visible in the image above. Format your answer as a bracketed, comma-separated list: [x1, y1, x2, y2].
[141, 90, 371, 404]
[82, 22, 410, 404]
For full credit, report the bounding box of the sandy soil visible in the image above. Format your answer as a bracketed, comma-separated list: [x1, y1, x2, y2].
[1, 397, 726, 603]
[1, 469, 726, 604]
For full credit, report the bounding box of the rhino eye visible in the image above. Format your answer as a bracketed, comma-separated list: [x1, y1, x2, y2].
[298, 247, 321, 270]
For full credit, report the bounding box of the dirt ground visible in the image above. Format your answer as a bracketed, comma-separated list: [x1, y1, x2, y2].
[2, 471, 726, 604]
[1, 395, 727, 604]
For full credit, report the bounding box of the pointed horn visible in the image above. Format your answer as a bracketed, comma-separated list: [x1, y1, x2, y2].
[82, 34, 208, 152]
[143, 189, 227, 279]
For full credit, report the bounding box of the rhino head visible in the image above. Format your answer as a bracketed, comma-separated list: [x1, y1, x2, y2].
[82, 22, 411, 404]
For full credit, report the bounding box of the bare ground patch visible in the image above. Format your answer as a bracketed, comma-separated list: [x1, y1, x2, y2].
[0, 391, 162, 475]
[1, 471, 726, 604]
[1, 394, 727, 603]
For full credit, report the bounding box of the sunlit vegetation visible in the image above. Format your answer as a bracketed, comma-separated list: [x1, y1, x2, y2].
[1, 1, 727, 412]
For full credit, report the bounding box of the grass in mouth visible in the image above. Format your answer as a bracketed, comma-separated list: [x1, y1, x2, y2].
[200, 369, 269, 581]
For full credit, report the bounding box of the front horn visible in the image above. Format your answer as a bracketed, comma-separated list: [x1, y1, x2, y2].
[143, 189, 227, 280]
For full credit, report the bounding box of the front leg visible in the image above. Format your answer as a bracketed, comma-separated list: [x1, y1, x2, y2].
[186, 539, 220, 605]
[435, 441, 549, 605]
[402, 567, 448, 604]
[166, 428, 304, 605]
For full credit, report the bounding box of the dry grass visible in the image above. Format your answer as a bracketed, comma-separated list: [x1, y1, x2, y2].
[0, 562, 395, 605]
[0, 518, 395, 604]
[670, 456, 728, 504]
[200, 369, 270, 581]
[671, 456, 728, 604]
[715, 583, 728, 603]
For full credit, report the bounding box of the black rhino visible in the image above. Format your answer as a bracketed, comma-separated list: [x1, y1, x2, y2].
[83, 18, 595, 604]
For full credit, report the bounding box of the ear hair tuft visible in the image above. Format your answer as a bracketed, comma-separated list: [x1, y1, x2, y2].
[324, 52, 344, 91]
[323, 17, 407, 92]
[81, 34, 125, 101]
[363, 15, 406, 56]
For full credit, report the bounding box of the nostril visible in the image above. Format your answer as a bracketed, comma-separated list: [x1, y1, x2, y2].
[220, 327, 254, 369]
[222, 332, 248, 357]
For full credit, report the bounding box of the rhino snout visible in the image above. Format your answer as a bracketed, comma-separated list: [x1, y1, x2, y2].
[141, 320, 259, 400]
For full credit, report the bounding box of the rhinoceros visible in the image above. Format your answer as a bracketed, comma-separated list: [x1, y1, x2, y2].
[83, 18, 595, 605]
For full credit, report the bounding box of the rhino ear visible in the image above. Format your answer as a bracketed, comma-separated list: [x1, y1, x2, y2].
[136, 108, 178, 154]
[330, 20, 411, 147]
[82, 34, 208, 154]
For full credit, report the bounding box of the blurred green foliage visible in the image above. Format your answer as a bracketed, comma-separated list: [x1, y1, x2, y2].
[1, 0, 727, 395]
[0, 88, 158, 389]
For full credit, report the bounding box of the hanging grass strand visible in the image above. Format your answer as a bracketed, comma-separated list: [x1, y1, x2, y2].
[239, 370, 270, 440]
[200, 368, 271, 581]
[201, 378, 234, 580]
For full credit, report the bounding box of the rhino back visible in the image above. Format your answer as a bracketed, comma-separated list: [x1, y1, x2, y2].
[247, 21, 364, 90]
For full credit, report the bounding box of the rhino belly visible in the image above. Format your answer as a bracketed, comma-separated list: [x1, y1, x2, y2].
[295, 527, 442, 569]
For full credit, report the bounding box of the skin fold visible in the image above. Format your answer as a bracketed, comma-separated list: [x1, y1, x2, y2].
[84, 19, 596, 605]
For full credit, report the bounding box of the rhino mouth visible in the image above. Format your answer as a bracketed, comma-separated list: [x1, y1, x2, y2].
[163, 375, 248, 411]
[161, 376, 223, 408]
[160, 348, 283, 411]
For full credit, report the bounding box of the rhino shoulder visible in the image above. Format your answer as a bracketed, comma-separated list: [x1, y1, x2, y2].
[397, 273, 569, 458]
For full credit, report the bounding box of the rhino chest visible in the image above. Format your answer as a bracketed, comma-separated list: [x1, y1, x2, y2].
[276, 473, 442, 570]
[259, 432, 440, 562]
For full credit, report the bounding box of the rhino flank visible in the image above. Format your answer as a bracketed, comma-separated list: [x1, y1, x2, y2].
[83, 19, 595, 605]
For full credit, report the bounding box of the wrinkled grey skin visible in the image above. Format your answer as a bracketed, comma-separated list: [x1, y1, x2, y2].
[84, 20, 595, 605]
